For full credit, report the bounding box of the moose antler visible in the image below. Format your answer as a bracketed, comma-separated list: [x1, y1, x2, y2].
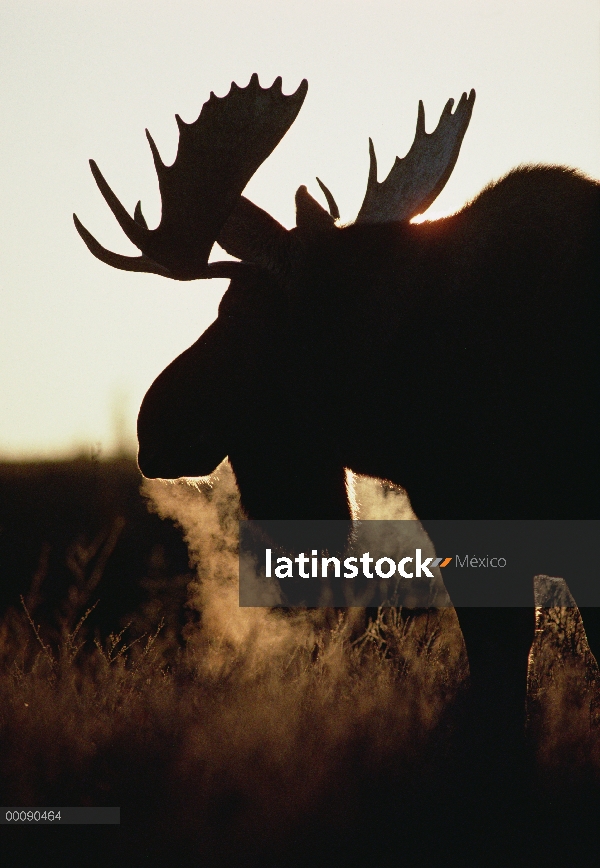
[73, 74, 308, 280]
[356, 89, 476, 224]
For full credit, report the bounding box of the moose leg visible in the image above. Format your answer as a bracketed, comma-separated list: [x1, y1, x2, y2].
[450, 606, 535, 743]
[417, 520, 536, 749]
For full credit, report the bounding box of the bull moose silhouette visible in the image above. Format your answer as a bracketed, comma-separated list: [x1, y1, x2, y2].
[74, 75, 600, 750]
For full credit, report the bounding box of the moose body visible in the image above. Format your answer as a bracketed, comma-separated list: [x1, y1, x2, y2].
[75, 76, 600, 746]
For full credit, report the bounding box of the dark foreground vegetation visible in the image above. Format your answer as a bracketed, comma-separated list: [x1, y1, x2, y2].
[0, 457, 193, 636]
[1, 459, 599, 866]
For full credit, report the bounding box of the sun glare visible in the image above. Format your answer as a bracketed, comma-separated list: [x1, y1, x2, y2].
[411, 208, 456, 224]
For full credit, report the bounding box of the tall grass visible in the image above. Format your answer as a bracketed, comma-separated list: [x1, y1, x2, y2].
[1, 462, 599, 864]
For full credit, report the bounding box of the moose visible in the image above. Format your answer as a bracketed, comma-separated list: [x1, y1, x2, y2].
[74, 74, 600, 750]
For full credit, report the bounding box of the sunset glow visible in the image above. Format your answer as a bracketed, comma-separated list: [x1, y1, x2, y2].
[1, 0, 598, 458]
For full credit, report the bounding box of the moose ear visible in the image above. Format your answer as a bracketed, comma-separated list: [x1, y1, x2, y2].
[295, 185, 336, 235]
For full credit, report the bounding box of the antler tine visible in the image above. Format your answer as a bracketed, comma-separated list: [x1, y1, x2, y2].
[76, 75, 308, 281]
[316, 177, 340, 220]
[89, 159, 148, 249]
[72, 213, 172, 276]
[73, 212, 258, 280]
[134, 201, 148, 228]
[356, 89, 476, 224]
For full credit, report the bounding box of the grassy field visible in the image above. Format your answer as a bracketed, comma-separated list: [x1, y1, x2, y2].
[1, 459, 599, 865]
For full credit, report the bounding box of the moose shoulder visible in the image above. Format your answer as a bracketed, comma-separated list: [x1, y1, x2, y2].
[74, 76, 600, 746]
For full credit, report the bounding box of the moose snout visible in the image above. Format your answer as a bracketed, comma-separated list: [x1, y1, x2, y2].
[137, 427, 226, 479]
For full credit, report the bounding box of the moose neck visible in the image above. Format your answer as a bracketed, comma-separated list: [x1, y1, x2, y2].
[229, 439, 351, 521]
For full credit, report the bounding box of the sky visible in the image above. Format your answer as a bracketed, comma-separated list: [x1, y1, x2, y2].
[0, 0, 598, 460]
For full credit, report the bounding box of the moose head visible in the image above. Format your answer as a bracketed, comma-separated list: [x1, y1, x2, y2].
[74, 74, 475, 524]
